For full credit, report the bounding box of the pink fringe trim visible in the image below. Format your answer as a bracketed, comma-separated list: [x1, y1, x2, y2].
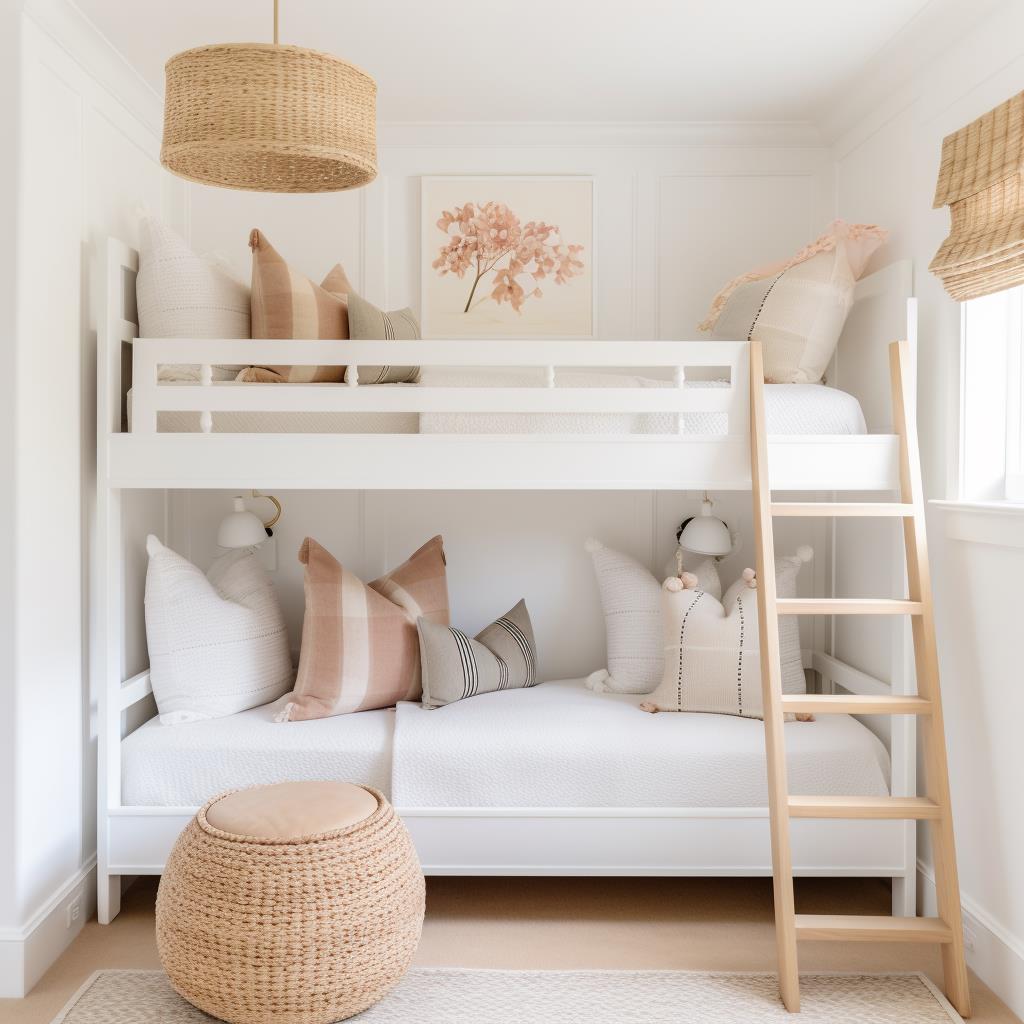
[697, 220, 889, 332]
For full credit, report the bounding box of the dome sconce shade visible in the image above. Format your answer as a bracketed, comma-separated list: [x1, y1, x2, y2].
[677, 493, 732, 558]
[160, 1, 377, 194]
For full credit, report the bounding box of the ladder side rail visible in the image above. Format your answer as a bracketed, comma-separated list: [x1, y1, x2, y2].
[889, 339, 971, 1015]
[750, 340, 800, 1013]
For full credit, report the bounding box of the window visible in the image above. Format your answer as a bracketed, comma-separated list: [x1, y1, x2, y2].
[959, 285, 1024, 502]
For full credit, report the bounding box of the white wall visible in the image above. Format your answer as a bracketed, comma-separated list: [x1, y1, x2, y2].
[0, 0, 23, 964]
[0, 0, 185, 998]
[833, 2, 1024, 1015]
[181, 123, 835, 670]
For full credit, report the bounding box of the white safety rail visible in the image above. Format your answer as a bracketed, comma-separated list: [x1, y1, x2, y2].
[130, 338, 750, 429]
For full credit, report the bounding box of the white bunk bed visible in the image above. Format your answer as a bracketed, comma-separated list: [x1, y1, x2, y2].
[95, 237, 917, 925]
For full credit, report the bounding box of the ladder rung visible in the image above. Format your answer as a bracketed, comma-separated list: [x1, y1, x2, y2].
[788, 795, 941, 820]
[770, 502, 915, 517]
[781, 694, 932, 715]
[794, 915, 953, 943]
[776, 599, 923, 615]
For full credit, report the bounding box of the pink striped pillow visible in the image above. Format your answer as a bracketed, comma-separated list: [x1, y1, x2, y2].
[277, 535, 450, 721]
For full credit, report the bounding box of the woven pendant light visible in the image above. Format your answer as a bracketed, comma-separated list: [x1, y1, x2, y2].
[160, 0, 377, 194]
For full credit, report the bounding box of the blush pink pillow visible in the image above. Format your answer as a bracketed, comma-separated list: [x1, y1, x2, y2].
[277, 535, 450, 721]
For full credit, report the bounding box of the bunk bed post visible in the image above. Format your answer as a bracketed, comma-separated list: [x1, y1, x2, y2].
[94, 239, 134, 924]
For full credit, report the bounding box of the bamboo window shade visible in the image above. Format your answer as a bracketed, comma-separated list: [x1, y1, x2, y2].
[930, 90, 1024, 301]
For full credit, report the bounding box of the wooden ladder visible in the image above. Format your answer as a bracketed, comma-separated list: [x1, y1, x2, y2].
[749, 338, 971, 1017]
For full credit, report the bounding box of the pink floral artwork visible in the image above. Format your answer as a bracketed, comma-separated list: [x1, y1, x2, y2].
[431, 200, 585, 315]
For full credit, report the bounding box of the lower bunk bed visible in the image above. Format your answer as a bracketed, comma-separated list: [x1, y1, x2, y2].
[111, 669, 913, 910]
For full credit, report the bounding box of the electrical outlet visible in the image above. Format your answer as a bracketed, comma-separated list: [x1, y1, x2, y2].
[66, 894, 82, 929]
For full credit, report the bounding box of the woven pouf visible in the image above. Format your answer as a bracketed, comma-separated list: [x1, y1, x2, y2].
[156, 781, 424, 1024]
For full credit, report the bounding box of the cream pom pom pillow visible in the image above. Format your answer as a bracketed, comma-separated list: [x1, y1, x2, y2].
[144, 536, 293, 724]
[640, 573, 764, 718]
[699, 220, 888, 384]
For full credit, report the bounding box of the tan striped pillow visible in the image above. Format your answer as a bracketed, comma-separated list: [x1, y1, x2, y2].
[243, 229, 354, 383]
[276, 535, 450, 721]
[344, 292, 421, 385]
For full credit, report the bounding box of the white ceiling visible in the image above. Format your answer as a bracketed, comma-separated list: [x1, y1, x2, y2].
[74, 0, 979, 124]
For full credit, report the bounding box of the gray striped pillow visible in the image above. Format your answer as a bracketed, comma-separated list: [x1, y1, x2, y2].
[417, 599, 537, 708]
[344, 292, 421, 385]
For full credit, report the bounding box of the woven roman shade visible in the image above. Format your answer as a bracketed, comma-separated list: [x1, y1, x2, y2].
[930, 90, 1024, 300]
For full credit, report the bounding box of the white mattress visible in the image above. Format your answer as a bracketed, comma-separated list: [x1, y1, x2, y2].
[128, 378, 866, 435]
[682, 381, 866, 435]
[121, 695, 395, 806]
[391, 678, 890, 808]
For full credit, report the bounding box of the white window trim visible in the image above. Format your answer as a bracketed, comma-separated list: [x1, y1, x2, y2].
[954, 286, 1024, 505]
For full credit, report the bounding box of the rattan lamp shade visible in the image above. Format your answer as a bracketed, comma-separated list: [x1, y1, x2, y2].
[930, 90, 1024, 301]
[161, 43, 377, 194]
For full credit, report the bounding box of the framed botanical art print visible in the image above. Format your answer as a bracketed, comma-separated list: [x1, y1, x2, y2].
[421, 175, 594, 338]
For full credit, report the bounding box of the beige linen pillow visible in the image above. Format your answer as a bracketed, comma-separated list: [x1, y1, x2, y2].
[417, 599, 538, 708]
[136, 215, 250, 379]
[243, 229, 355, 383]
[699, 221, 888, 384]
[344, 292, 422, 385]
[277, 535, 449, 721]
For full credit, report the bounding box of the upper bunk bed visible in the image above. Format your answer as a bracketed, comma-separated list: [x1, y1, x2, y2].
[99, 238, 910, 492]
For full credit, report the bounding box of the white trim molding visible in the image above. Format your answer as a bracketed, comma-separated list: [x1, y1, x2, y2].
[930, 500, 1024, 549]
[0, 857, 97, 998]
[918, 860, 1024, 1022]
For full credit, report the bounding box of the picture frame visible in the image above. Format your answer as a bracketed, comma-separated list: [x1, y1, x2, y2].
[420, 175, 595, 339]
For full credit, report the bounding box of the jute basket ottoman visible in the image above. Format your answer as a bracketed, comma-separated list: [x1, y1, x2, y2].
[156, 781, 424, 1024]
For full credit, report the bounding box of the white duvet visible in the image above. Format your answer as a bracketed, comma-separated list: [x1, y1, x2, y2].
[122, 695, 394, 806]
[122, 678, 890, 809]
[391, 678, 890, 808]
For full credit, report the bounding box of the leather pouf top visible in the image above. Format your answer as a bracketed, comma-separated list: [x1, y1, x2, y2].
[156, 782, 424, 1024]
[205, 780, 379, 839]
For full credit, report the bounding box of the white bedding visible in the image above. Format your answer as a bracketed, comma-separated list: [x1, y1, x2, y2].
[121, 678, 889, 809]
[127, 375, 866, 435]
[391, 678, 890, 808]
[121, 695, 395, 805]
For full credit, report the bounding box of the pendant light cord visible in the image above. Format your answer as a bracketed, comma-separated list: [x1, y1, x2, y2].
[273, 0, 279, 44]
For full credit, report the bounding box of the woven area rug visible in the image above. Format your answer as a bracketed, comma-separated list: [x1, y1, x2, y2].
[53, 968, 962, 1023]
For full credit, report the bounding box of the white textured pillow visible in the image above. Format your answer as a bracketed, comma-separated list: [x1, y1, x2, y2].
[641, 576, 764, 718]
[586, 539, 809, 695]
[136, 216, 250, 379]
[144, 535, 293, 724]
[700, 221, 887, 384]
[584, 539, 663, 694]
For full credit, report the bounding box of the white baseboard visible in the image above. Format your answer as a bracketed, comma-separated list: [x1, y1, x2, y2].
[0, 858, 97, 998]
[918, 860, 1024, 1020]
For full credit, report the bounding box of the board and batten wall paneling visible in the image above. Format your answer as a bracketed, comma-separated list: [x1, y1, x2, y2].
[181, 126, 834, 677]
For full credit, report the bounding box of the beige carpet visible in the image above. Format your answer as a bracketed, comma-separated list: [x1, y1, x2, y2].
[55, 968, 962, 1023]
